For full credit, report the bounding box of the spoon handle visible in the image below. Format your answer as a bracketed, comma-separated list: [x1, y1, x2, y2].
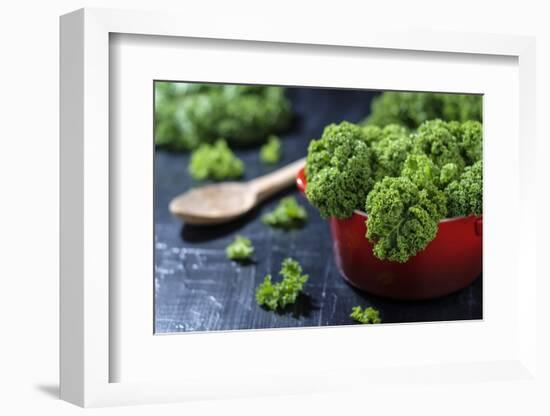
[249, 157, 306, 202]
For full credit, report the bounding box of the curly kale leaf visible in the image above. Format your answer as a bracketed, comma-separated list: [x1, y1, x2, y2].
[255, 258, 309, 311]
[371, 125, 413, 180]
[412, 119, 465, 170]
[305, 122, 374, 219]
[441, 94, 483, 125]
[400, 153, 440, 188]
[255, 275, 279, 310]
[188, 139, 244, 180]
[155, 83, 292, 151]
[445, 160, 483, 217]
[365, 176, 447, 263]
[260, 135, 282, 164]
[439, 163, 460, 187]
[262, 196, 308, 229]
[360, 125, 385, 146]
[363, 92, 482, 129]
[350, 306, 381, 324]
[364, 92, 444, 129]
[447, 120, 483, 165]
[225, 235, 254, 261]
[401, 153, 460, 190]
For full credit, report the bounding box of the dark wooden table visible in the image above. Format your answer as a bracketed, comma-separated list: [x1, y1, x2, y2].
[154, 87, 482, 333]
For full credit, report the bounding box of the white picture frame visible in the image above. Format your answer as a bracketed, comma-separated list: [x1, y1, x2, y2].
[60, 7, 538, 408]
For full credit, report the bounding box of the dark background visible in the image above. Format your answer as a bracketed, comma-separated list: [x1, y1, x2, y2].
[154, 87, 482, 333]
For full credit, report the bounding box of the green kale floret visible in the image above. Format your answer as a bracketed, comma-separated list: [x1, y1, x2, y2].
[364, 92, 444, 129]
[441, 94, 483, 125]
[439, 163, 460, 187]
[400, 153, 440, 188]
[412, 119, 465, 171]
[360, 124, 385, 146]
[363, 92, 482, 129]
[445, 160, 483, 217]
[260, 135, 282, 164]
[371, 125, 412, 180]
[262, 196, 307, 229]
[188, 139, 244, 180]
[401, 153, 460, 190]
[448, 120, 483, 165]
[256, 258, 309, 311]
[365, 176, 447, 263]
[350, 306, 381, 324]
[225, 235, 254, 261]
[155, 83, 292, 151]
[305, 122, 374, 219]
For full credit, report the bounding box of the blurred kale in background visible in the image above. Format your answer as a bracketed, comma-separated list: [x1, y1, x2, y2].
[155, 82, 292, 151]
[362, 92, 482, 129]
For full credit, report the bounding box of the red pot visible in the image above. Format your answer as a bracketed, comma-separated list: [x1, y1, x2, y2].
[296, 168, 482, 300]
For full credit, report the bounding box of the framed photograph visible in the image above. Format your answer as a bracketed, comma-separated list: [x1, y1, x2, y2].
[60, 8, 538, 407]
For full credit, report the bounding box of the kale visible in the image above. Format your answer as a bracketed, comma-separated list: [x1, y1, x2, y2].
[449, 120, 483, 165]
[445, 160, 483, 217]
[255, 258, 309, 311]
[305, 122, 374, 219]
[262, 196, 308, 229]
[188, 139, 244, 180]
[260, 135, 282, 164]
[365, 176, 447, 262]
[305, 117, 482, 263]
[371, 125, 413, 180]
[155, 83, 292, 151]
[363, 91, 482, 129]
[350, 306, 382, 324]
[225, 235, 254, 261]
[412, 119, 465, 170]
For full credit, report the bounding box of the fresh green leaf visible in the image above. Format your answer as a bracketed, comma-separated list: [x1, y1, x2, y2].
[255, 258, 309, 311]
[260, 135, 282, 164]
[155, 83, 292, 151]
[305, 122, 374, 219]
[225, 235, 254, 261]
[188, 139, 244, 180]
[362, 92, 481, 129]
[445, 160, 483, 217]
[365, 176, 447, 263]
[350, 306, 381, 324]
[262, 196, 307, 229]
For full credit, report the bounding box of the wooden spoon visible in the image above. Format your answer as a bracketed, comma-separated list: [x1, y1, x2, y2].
[169, 157, 306, 225]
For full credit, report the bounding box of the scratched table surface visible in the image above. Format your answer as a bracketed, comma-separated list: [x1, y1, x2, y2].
[154, 87, 482, 334]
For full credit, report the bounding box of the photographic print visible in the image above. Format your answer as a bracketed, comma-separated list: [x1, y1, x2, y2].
[154, 82, 483, 333]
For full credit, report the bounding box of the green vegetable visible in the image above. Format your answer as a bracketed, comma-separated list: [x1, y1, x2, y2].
[256, 258, 309, 311]
[371, 125, 412, 180]
[445, 160, 483, 218]
[400, 153, 440, 188]
[225, 235, 254, 261]
[260, 135, 282, 164]
[305, 122, 374, 219]
[350, 306, 381, 324]
[449, 120, 483, 165]
[412, 119, 465, 170]
[155, 83, 292, 151]
[365, 176, 447, 262]
[262, 196, 308, 229]
[188, 139, 244, 180]
[439, 163, 460, 187]
[363, 92, 482, 129]
[360, 124, 385, 146]
[441, 94, 483, 125]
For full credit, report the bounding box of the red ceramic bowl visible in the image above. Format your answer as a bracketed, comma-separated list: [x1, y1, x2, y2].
[296, 168, 482, 300]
